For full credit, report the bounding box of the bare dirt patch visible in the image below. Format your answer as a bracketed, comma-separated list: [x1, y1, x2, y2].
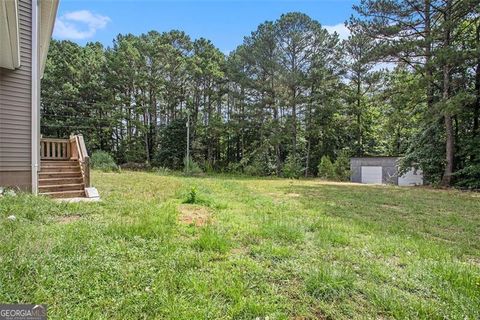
[380, 204, 402, 210]
[230, 247, 248, 255]
[466, 256, 480, 267]
[178, 204, 212, 226]
[266, 192, 281, 197]
[55, 214, 82, 224]
[313, 180, 365, 186]
[286, 192, 301, 198]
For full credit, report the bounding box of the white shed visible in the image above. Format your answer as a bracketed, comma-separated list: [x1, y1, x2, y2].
[350, 157, 423, 186]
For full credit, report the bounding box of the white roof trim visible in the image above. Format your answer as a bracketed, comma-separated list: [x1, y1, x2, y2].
[39, 0, 59, 77]
[0, 0, 20, 69]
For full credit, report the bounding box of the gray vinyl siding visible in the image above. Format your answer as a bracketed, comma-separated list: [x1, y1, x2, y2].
[0, 0, 32, 189]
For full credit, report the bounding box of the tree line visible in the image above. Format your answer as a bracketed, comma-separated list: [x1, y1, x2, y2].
[41, 2, 480, 188]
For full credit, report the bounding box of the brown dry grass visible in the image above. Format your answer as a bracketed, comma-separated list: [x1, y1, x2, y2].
[177, 204, 212, 226]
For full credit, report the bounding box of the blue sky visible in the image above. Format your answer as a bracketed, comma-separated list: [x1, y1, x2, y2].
[54, 0, 358, 53]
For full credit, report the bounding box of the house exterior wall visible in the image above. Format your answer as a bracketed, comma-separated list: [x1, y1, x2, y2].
[350, 157, 399, 185]
[0, 0, 33, 191]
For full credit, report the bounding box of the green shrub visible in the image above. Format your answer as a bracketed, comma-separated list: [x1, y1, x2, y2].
[225, 162, 242, 174]
[317, 155, 335, 180]
[333, 150, 351, 181]
[282, 155, 303, 179]
[183, 157, 203, 176]
[203, 161, 215, 174]
[244, 162, 265, 176]
[242, 146, 277, 176]
[184, 186, 198, 204]
[454, 163, 480, 189]
[91, 151, 119, 172]
[119, 162, 151, 171]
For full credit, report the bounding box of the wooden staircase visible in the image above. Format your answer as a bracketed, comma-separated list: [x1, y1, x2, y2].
[39, 135, 90, 199]
[39, 160, 85, 198]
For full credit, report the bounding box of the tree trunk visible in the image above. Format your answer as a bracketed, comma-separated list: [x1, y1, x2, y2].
[305, 138, 311, 177]
[442, 113, 454, 186]
[206, 90, 214, 166]
[291, 86, 297, 157]
[144, 130, 150, 163]
[240, 86, 245, 161]
[357, 77, 362, 154]
[440, 1, 454, 187]
[424, 0, 434, 109]
[473, 22, 480, 138]
[305, 88, 314, 178]
[273, 102, 281, 175]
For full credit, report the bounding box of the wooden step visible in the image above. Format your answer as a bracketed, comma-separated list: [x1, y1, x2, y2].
[40, 166, 80, 173]
[40, 190, 86, 198]
[39, 177, 84, 186]
[38, 158, 87, 198]
[41, 160, 79, 167]
[39, 183, 85, 193]
[39, 172, 83, 179]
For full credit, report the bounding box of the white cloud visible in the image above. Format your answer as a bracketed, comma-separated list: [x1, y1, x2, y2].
[54, 10, 111, 40]
[324, 23, 350, 40]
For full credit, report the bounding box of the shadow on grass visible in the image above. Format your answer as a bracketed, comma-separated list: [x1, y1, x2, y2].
[281, 183, 480, 256]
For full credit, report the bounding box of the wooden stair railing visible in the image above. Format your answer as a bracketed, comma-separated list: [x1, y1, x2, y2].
[70, 134, 90, 188]
[40, 138, 71, 159]
[39, 134, 90, 197]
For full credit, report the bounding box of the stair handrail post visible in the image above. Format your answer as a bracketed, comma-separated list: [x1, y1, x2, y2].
[75, 134, 90, 188]
[69, 134, 78, 160]
[84, 157, 90, 188]
[77, 134, 88, 160]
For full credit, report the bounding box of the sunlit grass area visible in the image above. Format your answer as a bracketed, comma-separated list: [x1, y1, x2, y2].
[1, 171, 479, 319]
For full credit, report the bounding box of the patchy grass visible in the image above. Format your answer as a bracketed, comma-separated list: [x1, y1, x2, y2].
[178, 204, 212, 226]
[0, 171, 479, 319]
[192, 226, 231, 253]
[305, 266, 355, 301]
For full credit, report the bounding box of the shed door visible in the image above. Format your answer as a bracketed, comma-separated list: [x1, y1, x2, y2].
[361, 166, 382, 184]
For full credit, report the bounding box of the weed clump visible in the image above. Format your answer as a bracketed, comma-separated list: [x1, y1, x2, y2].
[192, 227, 230, 253]
[184, 186, 198, 204]
[305, 266, 355, 301]
[181, 186, 212, 206]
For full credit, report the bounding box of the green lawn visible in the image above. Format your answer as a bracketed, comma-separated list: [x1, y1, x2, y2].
[1, 171, 479, 319]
